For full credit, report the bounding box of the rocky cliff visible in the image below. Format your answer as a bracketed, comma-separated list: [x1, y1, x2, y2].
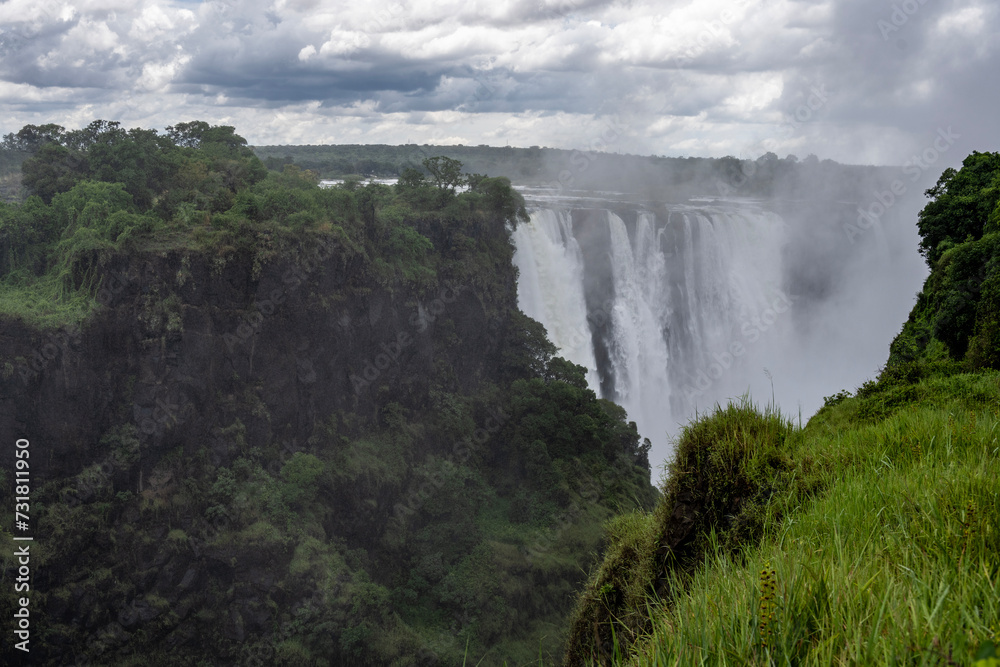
[1, 219, 654, 666]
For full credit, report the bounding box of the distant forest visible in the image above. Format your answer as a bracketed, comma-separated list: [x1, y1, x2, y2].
[252, 143, 898, 202]
[0, 132, 897, 204]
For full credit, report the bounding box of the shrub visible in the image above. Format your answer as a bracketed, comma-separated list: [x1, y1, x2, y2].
[280, 453, 325, 508]
[564, 400, 795, 664]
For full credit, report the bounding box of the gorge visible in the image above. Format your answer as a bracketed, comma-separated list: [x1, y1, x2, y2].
[512, 188, 927, 469]
[2, 127, 986, 666]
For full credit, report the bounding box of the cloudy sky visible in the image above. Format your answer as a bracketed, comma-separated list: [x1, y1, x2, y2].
[0, 0, 996, 164]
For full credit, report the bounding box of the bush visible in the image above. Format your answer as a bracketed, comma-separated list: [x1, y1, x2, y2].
[280, 453, 325, 508]
[967, 270, 1000, 369]
[564, 400, 795, 664]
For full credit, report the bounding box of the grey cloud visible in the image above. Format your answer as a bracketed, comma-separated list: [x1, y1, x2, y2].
[781, 0, 1000, 157]
[0, 0, 996, 163]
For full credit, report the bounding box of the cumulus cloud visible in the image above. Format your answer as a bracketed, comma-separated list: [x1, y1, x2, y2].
[0, 0, 995, 164]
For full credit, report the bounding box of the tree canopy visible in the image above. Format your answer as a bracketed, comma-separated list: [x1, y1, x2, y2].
[887, 151, 1000, 373]
[917, 151, 1000, 266]
[422, 155, 465, 191]
[0, 122, 532, 327]
[8, 120, 267, 212]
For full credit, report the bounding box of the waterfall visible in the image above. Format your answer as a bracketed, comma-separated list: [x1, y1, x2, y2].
[513, 202, 791, 471]
[512, 209, 601, 389]
[605, 211, 673, 447]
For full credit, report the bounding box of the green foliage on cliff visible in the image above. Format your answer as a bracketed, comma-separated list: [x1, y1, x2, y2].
[563, 153, 1000, 665]
[564, 401, 803, 664]
[888, 152, 1000, 373]
[0, 121, 654, 666]
[917, 151, 1000, 265]
[0, 121, 528, 328]
[565, 379, 1000, 666]
[569, 373, 999, 666]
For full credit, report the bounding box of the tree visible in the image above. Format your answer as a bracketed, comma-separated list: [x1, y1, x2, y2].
[166, 121, 214, 149]
[280, 452, 325, 507]
[468, 176, 529, 227]
[1, 124, 65, 152]
[501, 310, 556, 380]
[422, 156, 465, 192]
[50, 180, 135, 232]
[21, 143, 88, 203]
[967, 271, 1000, 369]
[62, 120, 126, 152]
[19, 120, 176, 206]
[917, 151, 1000, 266]
[397, 167, 425, 190]
[87, 127, 177, 210]
[465, 173, 487, 191]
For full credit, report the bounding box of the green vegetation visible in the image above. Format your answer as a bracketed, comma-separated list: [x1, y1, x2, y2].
[0, 121, 653, 666]
[0, 121, 528, 328]
[566, 377, 999, 665]
[5, 119, 996, 665]
[917, 151, 1000, 265]
[251, 144, 896, 202]
[564, 152, 1000, 665]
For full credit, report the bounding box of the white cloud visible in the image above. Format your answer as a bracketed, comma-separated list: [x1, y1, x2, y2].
[298, 44, 317, 61]
[0, 0, 994, 165]
[935, 5, 986, 37]
[318, 27, 372, 56]
[719, 73, 785, 117]
[60, 18, 125, 57]
[136, 54, 189, 92]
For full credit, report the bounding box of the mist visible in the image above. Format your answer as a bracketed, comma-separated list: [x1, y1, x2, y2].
[512, 151, 931, 476]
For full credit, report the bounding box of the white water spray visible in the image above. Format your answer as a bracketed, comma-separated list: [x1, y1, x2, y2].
[513, 202, 791, 470]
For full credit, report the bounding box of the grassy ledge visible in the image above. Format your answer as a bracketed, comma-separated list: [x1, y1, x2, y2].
[566, 373, 1000, 666]
[565, 148, 1000, 667]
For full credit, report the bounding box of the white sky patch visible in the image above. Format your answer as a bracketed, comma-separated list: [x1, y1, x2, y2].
[318, 27, 372, 56]
[0, 80, 82, 103]
[379, 24, 506, 61]
[406, 0, 506, 27]
[784, 0, 834, 29]
[718, 73, 784, 118]
[129, 4, 176, 41]
[0, 0, 74, 25]
[934, 5, 986, 37]
[797, 36, 836, 60]
[136, 55, 190, 92]
[60, 18, 126, 58]
[316, 2, 409, 32]
[900, 78, 935, 104]
[496, 26, 589, 71]
[298, 44, 317, 61]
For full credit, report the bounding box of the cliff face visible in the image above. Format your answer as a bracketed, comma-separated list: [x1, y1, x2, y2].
[1, 223, 654, 666]
[3, 235, 501, 482]
[0, 242, 470, 652]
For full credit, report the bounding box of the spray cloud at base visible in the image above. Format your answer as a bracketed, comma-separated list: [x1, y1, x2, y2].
[512, 181, 927, 475]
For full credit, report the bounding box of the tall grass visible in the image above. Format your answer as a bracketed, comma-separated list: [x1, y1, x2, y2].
[0, 269, 99, 328]
[564, 398, 801, 664]
[621, 371, 1000, 666]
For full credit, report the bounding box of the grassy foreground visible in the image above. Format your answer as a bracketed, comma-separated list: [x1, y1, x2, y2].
[566, 370, 1000, 666]
[566, 149, 1000, 665]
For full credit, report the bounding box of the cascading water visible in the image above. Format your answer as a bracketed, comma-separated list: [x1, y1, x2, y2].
[604, 211, 673, 448]
[511, 209, 601, 389]
[513, 201, 792, 473]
